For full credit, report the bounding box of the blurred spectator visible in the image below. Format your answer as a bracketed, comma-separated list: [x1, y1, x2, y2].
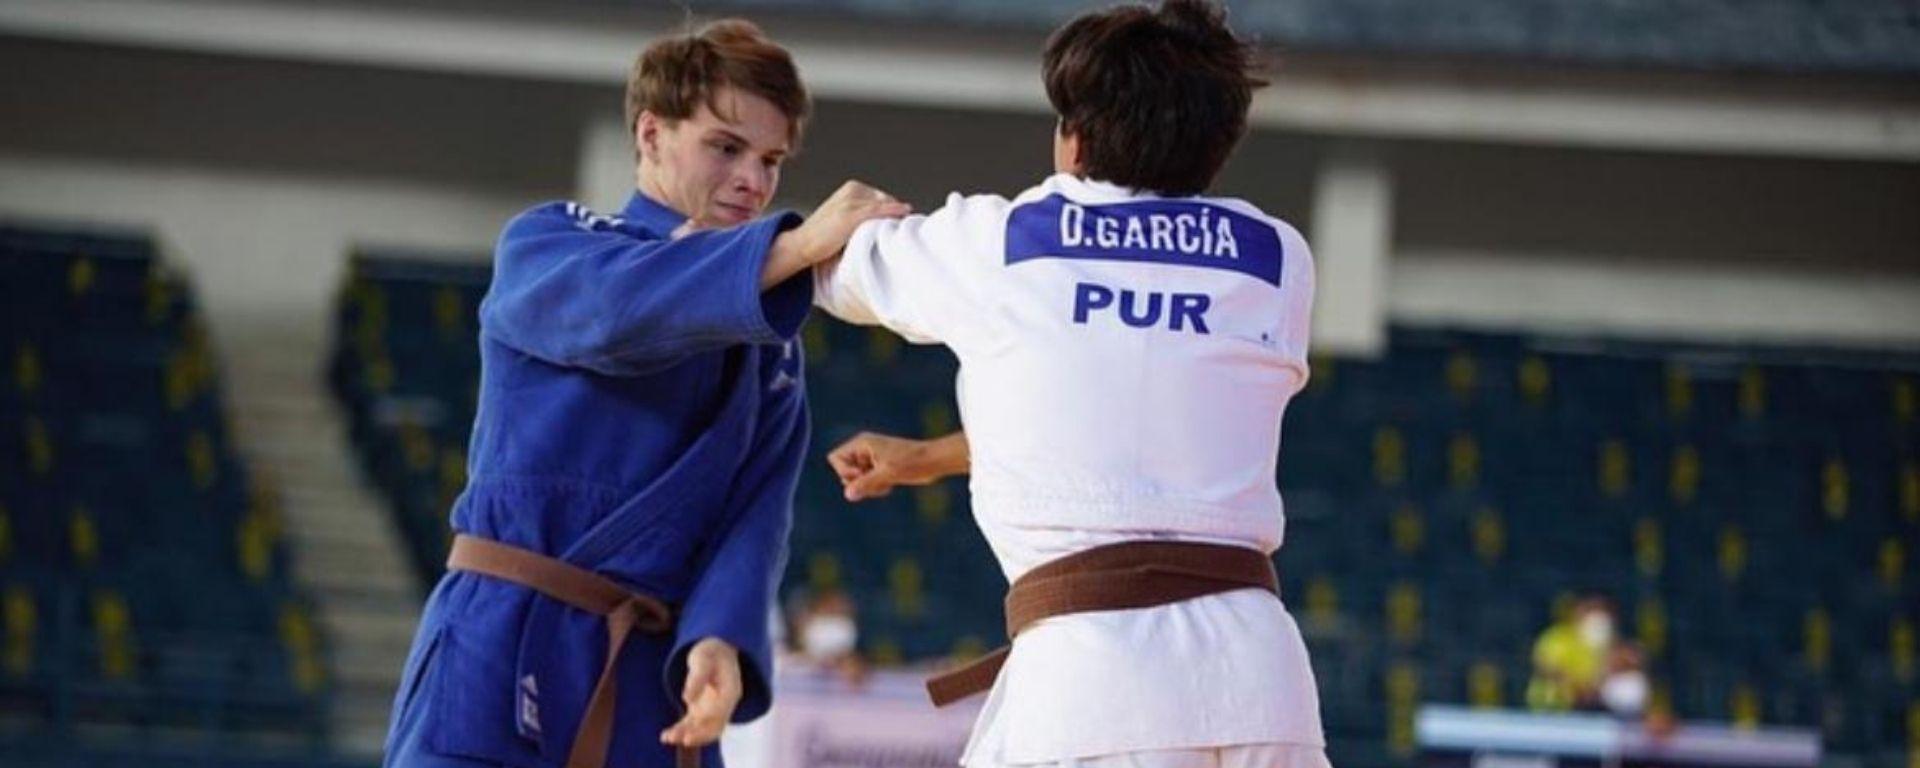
[1527, 595, 1616, 711]
[783, 588, 868, 686]
[1599, 642, 1650, 718]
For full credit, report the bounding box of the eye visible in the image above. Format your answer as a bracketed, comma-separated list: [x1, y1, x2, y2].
[711, 140, 743, 158]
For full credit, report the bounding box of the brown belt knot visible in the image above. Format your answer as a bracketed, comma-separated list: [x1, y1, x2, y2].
[447, 534, 697, 768]
[925, 540, 1279, 707]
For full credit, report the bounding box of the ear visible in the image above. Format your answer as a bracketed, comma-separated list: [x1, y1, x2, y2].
[1054, 122, 1086, 175]
[635, 111, 662, 162]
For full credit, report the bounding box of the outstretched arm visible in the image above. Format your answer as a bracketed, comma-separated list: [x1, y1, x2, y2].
[482, 207, 804, 375]
[762, 181, 911, 289]
[483, 182, 906, 376]
[813, 192, 1008, 348]
[826, 430, 970, 502]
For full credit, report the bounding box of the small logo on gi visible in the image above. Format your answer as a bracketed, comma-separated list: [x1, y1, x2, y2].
[563, 202, 623, 232]
[517, 674, 542, 738]
[769, 341, 799, 392]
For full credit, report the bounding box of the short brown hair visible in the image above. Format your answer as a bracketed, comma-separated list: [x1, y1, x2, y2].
[626, 19, 810, 144]
[1043, 0, 1265, 196]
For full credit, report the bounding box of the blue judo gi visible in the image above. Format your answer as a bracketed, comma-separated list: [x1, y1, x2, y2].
[383, 191, 811, 768]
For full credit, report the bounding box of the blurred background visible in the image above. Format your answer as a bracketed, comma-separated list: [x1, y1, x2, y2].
[1, 0, 1917, 767]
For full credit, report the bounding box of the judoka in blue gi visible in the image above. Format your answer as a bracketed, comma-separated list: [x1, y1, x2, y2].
[382, 20, 908, 768]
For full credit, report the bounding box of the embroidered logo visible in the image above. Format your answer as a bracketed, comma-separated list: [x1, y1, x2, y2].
[517, 673, 542, 738]
[769, 341, 799, 392]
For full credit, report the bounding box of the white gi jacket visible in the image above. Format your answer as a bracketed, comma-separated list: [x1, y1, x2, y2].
[815, 173, 1325, 763]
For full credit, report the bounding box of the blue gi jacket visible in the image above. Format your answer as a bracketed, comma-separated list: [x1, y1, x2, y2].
[385, 191, 811, 768]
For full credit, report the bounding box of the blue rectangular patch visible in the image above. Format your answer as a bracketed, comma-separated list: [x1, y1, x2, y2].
[1005, 194, 1283, 286]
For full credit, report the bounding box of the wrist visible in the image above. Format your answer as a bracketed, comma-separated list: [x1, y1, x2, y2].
[763, 232, 813, 289]
[898, 441, 937, 481]
[787, 226, 832, 264]
[769, 231, 798, 265]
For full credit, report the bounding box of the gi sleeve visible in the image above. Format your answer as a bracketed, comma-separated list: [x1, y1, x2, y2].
[812, 192, 1007, 346]
[664, 347, 807, 723]
[479, 203, 812, 376]
[1273, 221, 1316, 388]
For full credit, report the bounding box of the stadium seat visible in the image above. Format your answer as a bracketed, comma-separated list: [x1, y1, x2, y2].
[321, 260, 1920, 760]
[0, 220, 324, 743]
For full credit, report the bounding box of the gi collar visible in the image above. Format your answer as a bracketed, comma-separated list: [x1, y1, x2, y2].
[1050, 172, 1171, 203]
[621, 189, 690, 238]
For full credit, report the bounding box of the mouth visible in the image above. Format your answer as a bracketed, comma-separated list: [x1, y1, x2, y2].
[713, 202, 757, 223]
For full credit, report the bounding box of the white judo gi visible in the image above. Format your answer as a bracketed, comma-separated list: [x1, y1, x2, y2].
[814, 173, 1329, 768]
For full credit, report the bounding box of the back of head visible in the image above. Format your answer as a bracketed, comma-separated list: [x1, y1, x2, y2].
[1043, 0, 1265, 196]
[626, 19, 811, 144]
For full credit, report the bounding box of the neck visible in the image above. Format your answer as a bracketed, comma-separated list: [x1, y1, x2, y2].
[635, 163, 689, 218]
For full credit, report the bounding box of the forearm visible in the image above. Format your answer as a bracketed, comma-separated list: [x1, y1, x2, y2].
[672, 550, 778, 723]
[670, 397, 804, 723]
[923, 430, 971, 479]
[760, 230, 816, 290]
[488, 213, 804, 371]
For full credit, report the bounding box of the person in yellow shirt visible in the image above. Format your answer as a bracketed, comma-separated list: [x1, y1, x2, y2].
[1528, 596, 1616, 710]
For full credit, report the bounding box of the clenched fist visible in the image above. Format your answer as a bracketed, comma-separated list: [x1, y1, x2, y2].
[827, 431, 971, 502]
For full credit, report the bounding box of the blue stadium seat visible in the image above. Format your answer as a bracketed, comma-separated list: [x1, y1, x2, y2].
[1, 221, 323, 744]
[322, 262, 1920, 762]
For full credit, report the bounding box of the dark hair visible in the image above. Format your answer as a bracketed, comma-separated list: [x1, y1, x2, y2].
[626, 19, 810, 144]
[1042, 0, 1265, 196]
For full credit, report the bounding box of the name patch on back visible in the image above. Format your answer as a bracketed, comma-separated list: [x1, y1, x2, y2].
[1005, 194, 1283, 286]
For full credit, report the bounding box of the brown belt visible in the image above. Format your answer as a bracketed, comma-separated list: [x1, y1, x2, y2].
[925, 540, 1279, 707]
[447, 534, 699, 768]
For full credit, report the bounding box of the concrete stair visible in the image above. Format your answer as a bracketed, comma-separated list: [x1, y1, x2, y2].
[219, 314, 422, 760]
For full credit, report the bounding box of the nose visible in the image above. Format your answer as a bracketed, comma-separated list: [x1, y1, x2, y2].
[733, 160, 771, 203]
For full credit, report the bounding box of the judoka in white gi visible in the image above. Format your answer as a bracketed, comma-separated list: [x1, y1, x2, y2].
[815, 1, 1330, 766]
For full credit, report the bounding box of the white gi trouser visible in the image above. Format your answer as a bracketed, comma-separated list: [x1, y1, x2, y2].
[955, 542, 1327, 766]
[968, 744, 1333, 768]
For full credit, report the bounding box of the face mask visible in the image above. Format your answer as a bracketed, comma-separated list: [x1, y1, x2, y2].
[802, 615, 858, 659]
[1579, 614, 1615, 649]
[1601, 671, 1649, 715]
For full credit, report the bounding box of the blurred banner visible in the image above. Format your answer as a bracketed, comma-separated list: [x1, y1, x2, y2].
[1416, 705, 1823, 768]
[724, 666, 984, 768]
